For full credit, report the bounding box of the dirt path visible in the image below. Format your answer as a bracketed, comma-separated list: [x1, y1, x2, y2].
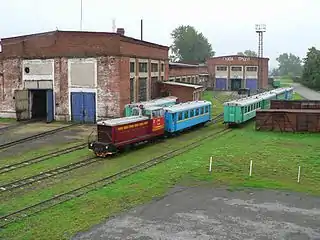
[72, 187, 320, 240]
[293, 83, 320, 100]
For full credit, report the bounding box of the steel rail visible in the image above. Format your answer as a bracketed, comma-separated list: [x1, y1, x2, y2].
[0, 143, 87, 174]
[0, 123, 79, 150]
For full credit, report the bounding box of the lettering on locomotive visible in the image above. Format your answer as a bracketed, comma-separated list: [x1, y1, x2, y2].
[117, 121, 148, 131]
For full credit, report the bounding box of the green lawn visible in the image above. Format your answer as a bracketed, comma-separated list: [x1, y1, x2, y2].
[0, 118, 16, 123]
[2, 123, 319, 240]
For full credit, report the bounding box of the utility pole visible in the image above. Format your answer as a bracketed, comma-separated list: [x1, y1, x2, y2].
[80, 0, 83, 31]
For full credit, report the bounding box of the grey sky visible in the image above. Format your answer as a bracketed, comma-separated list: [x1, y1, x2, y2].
[1, 0, 319, 68]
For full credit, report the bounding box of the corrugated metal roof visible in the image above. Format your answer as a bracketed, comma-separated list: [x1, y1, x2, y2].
[162, 81, 203, 89]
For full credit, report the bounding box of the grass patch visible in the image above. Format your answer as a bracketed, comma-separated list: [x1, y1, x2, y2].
[0, 140, 86, 166]
[1, 124, 225, 216]
[202, 91, 235, 116]
[0, 118, 16, 123]
[2, 124, 319, 240]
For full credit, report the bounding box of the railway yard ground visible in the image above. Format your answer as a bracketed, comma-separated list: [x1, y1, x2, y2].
[1, 90, 320, 240]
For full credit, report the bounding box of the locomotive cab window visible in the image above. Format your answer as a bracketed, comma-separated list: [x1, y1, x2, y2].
[143, 110, 151, 118]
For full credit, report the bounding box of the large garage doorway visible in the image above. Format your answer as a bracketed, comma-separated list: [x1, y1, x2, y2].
[230, 79, 242, 91]
[14, 89, 54, 122]
[31, 90, 47, 119]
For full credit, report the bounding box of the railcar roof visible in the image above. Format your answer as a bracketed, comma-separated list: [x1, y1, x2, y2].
[164, 100, 211, 112]
[97, 116, 149, 126]
[224, 92, 277, 106]
[125, 96, 177, 108]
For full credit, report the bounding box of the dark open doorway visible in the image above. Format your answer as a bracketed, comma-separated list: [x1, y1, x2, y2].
[230, 79, 242, 91]
[31, 90, 47, 119]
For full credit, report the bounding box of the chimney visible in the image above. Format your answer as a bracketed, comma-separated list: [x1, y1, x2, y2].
[116, 28, 125, 36]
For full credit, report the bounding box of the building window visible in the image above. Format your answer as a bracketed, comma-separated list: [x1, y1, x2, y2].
[176, 77, 181, 82]
[161, 76, 164, 81]
[130, 78, 135, 103]
[139, 62, 148, 73]
[246, 66, 258, 72]
[130, 62, 135, 73]
[181, 77, 186, 82]
[231, 66, 242, 71]
[138, 77, 147, 101]
[151, 77, 158, 99]
[161, 63, 164, 72]
[216, 66, 227, 71]
[151, 63, 158, 72]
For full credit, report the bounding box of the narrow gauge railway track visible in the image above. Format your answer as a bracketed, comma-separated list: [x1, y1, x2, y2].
[0, 123, 79, 151]
[0, 143, 87, 174]
[0, 155, 100, 193]
[0, 119, 38, 134]
[0, 127, 232, 228]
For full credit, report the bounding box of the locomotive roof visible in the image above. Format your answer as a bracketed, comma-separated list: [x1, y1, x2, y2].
[164, 100, 211, 113]
[97, 115, 149, 126]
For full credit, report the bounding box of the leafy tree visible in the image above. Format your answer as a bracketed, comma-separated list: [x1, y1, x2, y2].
[275, 53, 303, 77]
[170, 25, 215, 63]
[237, 50, 258, 57]
[301, 47, 320, 89]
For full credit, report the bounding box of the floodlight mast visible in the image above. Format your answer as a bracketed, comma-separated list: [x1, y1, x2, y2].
[255, 24, 266, 91]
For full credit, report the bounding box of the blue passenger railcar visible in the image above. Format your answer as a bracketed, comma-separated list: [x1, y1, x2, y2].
[163, 101, 212, 133]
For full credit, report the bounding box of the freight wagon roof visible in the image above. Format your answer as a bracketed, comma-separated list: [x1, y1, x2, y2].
[97, 116, 149, 126]
[164, 101, 211, 112]
[256, 109, 320, 113]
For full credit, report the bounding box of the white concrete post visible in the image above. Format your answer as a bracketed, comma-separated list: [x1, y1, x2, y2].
[249, 160, 253, 177]
[209, 156, 213, 172]
[297, 166, 301, 183]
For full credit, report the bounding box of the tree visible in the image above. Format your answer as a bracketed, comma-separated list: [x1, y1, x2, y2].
[237, 50, 257, 57]
[170, 25, 215, 63]
[301, 47, 320, 89]
[275, 53, 303, 77]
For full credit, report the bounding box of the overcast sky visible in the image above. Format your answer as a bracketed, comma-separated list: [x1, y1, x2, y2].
[1, 0, 319, 68]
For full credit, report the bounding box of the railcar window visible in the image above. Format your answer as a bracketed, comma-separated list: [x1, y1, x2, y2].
[178, 112, 183, 121]
[199, 107, 203, 114]
[190, 109, 194, 117]
[205, 106, 209, 113]
[195, 108, 199, 116]
[184, 111, 188, 119]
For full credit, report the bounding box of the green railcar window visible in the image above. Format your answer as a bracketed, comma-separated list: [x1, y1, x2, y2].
[184, 111, 188, 119]
[178, 112, 183, 121]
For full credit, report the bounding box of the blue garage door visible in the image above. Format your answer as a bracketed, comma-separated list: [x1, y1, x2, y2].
[71, 92, 96, 123]
[46, 90, 54, 123]
[246, 79, 258, 90]
[215, 78, 227, 90]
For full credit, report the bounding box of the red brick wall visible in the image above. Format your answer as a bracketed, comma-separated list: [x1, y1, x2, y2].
[207, 56, 269, 88]
[0, 59, 23, 118]
[120, 40, 168, 59]
[97, 56, 121, 118]
[159, 84, 200, 102]
[119, 56, 130, 116]
[169, 66, 199, 77]
[54, 57, 69, 121]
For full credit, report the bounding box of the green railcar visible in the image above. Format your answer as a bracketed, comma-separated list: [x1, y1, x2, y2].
[272, 79, 281, 88]
[124, 96, 178, 117]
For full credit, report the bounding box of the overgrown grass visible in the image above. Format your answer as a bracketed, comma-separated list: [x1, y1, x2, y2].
[0, 118, 16, 123]
[279, 77, 294, 87]
[2, 123, 319, 240]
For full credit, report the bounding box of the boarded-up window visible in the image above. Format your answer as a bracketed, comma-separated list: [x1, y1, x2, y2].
[130, 78, 134, 103]
[138, 77, 147, 101]
[151, 77, 158, 99]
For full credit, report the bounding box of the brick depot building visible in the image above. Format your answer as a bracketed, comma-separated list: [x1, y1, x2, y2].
[207, 55, 269, 90]
[0, 29, 170, 123]
[168, 62, 210, 88]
